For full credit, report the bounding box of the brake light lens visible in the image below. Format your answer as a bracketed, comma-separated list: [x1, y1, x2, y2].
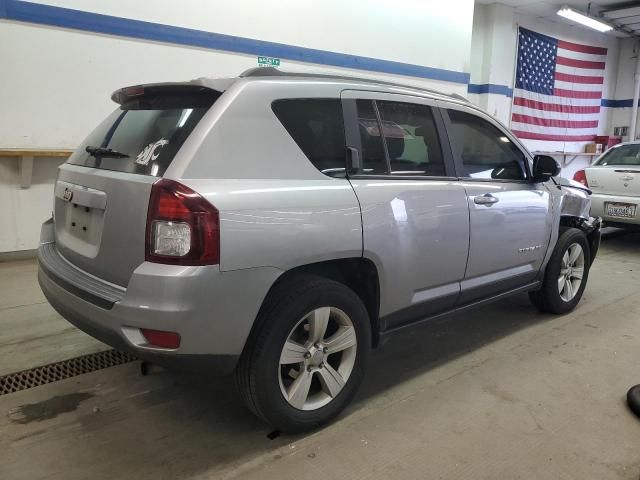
[573, 169, 589, 187]
[140, 328, 181, 349]
[145, 179, 219, 265]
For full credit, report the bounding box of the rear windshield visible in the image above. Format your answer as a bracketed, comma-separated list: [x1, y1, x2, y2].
[68, 88, 219, 176]
[596, 144, 640, 166]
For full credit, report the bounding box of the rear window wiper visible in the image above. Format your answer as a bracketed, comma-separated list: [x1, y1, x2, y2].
[85, 146, 129, 158]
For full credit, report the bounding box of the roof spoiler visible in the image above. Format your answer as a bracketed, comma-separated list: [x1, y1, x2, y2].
[111, 82, 215, 105]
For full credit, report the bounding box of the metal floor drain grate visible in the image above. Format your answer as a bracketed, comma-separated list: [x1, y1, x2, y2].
[0, 349, 136, 396]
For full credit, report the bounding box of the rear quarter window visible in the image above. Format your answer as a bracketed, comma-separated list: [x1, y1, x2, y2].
[272, 99, 347, 177]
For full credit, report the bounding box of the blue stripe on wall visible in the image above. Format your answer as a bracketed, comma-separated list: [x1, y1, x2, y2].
[467, 83, 513, 97]
[464, 83, 634, 109]
[601, 99, 637, 108]
[0, 0, 470, 85]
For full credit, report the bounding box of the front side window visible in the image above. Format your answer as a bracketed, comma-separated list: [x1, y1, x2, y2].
[272, 99, 346, 177]
[377, 101, 445, 176]
[447, 110, 527, 181]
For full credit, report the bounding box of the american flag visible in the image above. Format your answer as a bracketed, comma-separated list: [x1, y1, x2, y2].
[511, 27, 607, 142]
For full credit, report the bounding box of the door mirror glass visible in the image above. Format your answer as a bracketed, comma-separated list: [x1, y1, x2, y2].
[532, 155, 561, 181]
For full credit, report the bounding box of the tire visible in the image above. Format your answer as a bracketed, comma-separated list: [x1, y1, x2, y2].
[235, 274, 371, 433]
[529, 227, 591, 314]
[627, 385, 640, 419]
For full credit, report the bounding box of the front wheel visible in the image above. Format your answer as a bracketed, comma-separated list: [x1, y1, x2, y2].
[235, 275, 371, 433]
[529, 228, 591, 314]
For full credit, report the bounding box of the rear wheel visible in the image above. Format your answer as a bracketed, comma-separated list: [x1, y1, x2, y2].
[236, 275, 371, 433]
[529, 228, 590, 314]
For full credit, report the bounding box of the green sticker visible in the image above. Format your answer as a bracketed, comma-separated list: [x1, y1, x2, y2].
[258, 56, 281, 67]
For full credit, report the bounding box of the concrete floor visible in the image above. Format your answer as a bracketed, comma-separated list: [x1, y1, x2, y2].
[1, 230, 640, 479]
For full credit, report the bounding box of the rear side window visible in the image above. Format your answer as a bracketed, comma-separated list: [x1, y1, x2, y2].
[272, 99, 346, 177]
[596, 144, 640, 166]
[68, 88, 218, 176]
[447, 109, 527, 181]
[376, 101, 446, 176]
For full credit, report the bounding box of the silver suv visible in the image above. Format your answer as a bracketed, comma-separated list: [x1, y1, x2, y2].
[38, 68, 601, 432]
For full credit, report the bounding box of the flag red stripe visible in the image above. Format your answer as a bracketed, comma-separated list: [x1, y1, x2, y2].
[558, 40, 608, 56]
[556, 56, 606, 70]
[513, 97, 601, 114]
[555, 72, 604, 84]
[511, 130, 597, 142]
[512, 114, 599, 129]
[553, 88, 602, 99]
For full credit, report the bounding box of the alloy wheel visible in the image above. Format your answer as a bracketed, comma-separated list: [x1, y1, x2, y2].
[558, 242, 585, 302]
[278, 307, 357, 411]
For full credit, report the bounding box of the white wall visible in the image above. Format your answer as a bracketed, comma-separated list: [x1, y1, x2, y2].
[0, 0, 475, 252]
[469, 4, 516, 120]
[2, 0, 475, 149]
[0, 158, 63, 252]
[610, 37, 640, 141]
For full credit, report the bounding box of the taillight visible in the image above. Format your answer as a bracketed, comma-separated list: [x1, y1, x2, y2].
[573, 169, 589, 187]
[145, 179, 219, 265]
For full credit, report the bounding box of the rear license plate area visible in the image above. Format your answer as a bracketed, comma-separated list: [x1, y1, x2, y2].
[605, 202, 637, 218]
[65, 203, 94, 241]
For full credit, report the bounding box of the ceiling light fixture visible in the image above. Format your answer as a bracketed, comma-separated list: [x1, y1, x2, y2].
[557, 6, 613, 33]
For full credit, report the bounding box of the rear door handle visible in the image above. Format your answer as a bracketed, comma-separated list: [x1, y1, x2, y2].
[473, 194, 499, 205]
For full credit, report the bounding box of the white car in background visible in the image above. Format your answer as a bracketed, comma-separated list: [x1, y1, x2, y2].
[574, 142, 640, 229]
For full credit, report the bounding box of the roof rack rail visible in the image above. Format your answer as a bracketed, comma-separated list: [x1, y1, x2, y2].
[239, 67, 282, 77]
[237, 67, 467, 103]
[449, 93, 470, 103]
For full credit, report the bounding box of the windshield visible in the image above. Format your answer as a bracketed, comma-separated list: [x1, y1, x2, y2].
[596, 144, 640, 166]
[68, 88, 219, 176]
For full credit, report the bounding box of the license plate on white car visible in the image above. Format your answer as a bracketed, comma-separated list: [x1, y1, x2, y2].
[606, 202, 637, 218]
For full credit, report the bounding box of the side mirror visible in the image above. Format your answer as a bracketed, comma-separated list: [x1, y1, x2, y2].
[532, 155, 561, 182]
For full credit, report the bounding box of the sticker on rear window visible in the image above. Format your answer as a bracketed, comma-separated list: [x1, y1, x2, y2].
[136, 138, 169, 166]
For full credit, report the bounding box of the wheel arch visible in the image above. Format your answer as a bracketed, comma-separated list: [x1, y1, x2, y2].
[250, 258, 381, 349]
[559, 215, 601, 265]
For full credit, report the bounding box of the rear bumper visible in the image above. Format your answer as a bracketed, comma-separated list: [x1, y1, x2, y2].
[591, 193, 640, 226]
[38, 229, 282, 375]
[38, 269, 239, 374]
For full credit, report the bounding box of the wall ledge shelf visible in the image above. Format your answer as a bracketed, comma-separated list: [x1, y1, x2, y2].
[532, 151, 601, 168]
[0, 149, 74, 188]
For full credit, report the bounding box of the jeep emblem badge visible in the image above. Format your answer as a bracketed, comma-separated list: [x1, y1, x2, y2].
[62, 188, 74, 203]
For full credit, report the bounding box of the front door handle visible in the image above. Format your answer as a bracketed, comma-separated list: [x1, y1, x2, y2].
[473, 194, 499, 205]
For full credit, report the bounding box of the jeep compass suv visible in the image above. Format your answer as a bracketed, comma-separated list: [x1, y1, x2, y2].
[38, 68, 600, 432]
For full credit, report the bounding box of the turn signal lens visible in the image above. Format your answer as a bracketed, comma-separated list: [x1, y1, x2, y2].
[573, 169, 589, 187]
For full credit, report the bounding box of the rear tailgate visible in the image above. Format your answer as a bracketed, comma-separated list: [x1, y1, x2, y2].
[53, 84, 220, 287]
[586, 166, 640, 197]
[586, 144, 640, 197]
